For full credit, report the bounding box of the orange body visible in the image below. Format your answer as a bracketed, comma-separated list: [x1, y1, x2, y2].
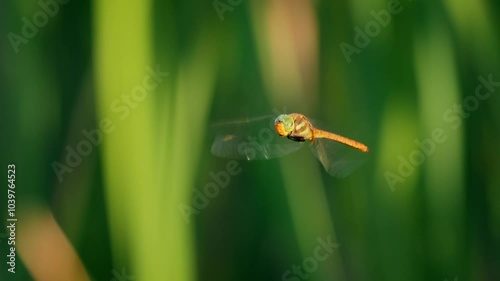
[275, 113, 369, 152]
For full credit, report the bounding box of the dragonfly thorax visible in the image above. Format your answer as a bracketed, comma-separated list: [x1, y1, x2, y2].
[274, 113, 315, 142]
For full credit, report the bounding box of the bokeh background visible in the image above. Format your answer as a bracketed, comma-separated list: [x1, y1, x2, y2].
[1, 0, 500, 280]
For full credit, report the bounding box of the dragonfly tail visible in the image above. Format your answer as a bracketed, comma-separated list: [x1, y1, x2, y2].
[313, 129, 369, 152]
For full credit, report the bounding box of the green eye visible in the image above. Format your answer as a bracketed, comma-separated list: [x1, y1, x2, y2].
[275, 114, 294, 133]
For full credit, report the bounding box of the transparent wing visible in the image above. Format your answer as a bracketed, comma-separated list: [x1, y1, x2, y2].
[211, 116, 303, 160]
[211, 115, 275, 127]
[309, 138, 369, 178]
[211, 133, 303, 160]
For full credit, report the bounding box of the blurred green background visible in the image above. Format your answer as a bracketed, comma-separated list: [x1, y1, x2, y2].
[1, 0, 499, 280]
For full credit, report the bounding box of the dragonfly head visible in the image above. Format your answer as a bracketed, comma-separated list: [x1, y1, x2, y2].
[274, 114, 295, 136]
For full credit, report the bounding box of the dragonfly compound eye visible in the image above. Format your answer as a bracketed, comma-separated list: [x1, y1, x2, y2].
[274, 114, 295, 136]
[282, 115, 295, 132]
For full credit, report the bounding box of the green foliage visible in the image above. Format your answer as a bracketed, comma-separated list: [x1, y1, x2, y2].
[1, 0, 499, 280]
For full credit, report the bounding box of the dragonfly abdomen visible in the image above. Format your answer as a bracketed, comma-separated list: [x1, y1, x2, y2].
[313, 129, 369, 152]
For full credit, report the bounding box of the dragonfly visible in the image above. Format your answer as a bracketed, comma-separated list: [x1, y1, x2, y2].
[211, 113, 370, 178]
